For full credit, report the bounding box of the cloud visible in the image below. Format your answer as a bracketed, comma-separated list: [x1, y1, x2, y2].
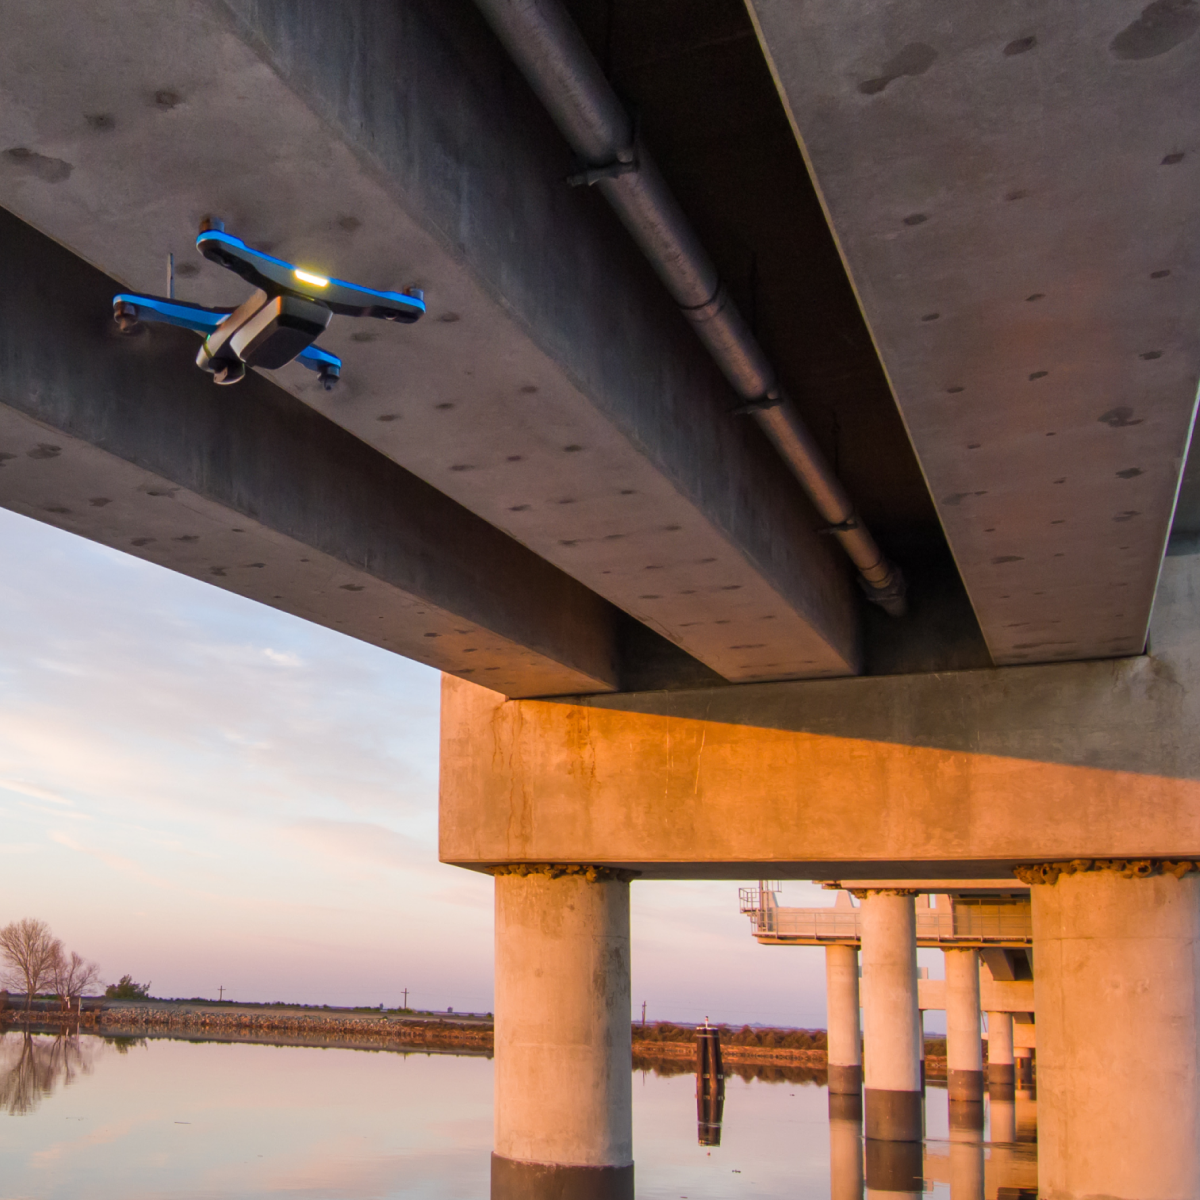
[0, 779, 74, 805]
[278, 818, 426, 870]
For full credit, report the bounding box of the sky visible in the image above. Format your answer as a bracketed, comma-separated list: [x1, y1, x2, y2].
[0, 507, 943, 1028]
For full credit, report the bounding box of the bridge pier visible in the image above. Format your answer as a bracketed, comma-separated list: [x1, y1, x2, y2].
[945, 948, 983, 1104]
[491, 867, 633, 1200]
[860, 890, 923, 1143]
[826, 943, 863, 1095]
[1030, 863, 1200, 1200]
[987, 1010, 1015, 1096]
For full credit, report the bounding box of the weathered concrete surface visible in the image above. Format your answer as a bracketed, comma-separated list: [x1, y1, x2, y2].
[918, 978, 1033, 1016]
[440, 557, 1200, 876]
[825, 943, 862, 1094]
[944, 949, 983, 1102]
[0, 0, 859, 682]
[0, 206, 619, 697]
[1034, 869, 1200, 1200]
[493, 871, 632, 1172]
[747, 0, 1200, 665]
[860, 891, 922, 1142]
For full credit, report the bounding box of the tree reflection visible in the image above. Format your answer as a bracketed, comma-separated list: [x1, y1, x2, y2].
[0, 1030, 97, 1115]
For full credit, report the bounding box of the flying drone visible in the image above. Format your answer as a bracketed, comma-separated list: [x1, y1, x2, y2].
[112, 219, 425, 389]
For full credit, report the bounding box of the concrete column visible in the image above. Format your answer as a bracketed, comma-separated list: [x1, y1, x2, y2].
[829, 1092, 865, 1200]
[826, 943, 863, 1094]
[986, 1011, 1014, 1095]
[1030, 863, 1200, 1200]
[493, 867, 633, 1200]
[860, 890, 922, 1142]
[1014, 1044, 1033, 1088]
[945, 949, 983, 1102]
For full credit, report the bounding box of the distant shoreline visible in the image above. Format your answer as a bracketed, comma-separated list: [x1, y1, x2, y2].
[0, 1003, 952, 1078]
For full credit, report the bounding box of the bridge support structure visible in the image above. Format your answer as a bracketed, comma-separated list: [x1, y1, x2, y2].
[491, 866, 634, 1200]
[945, 948, 984, 1104]
[987, 1010, 1015, 1097]
[443, 555, 1200, 1194]
[1028, 862, 1200, 1200]
[825, 943, 862, 1095]
[859, 890, 923, 1143]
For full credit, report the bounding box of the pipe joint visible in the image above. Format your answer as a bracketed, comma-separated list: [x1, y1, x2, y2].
[856, 562, 907, 617]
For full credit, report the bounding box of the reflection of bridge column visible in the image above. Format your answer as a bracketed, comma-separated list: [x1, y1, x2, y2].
[1027, 862, 1200, 1200]
[860, 890, 922, 1143]
[830, 1092, 865, 1200]
[948, 1136, 985, 1200]
[987, 1010, 1014, 1097]
[1014, 1044, 1033, 1087]
[945, 948, 983, 1103]
[990, 1093, 1017, 1143]
[1015, 1086, 1037, 1143]
[492, 867, 633, 1200]
[827, 943, 863, 1094]
[866, 1140, 922, 1200]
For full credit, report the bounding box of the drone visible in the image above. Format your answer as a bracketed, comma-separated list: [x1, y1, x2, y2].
[112, 219, 425, 389]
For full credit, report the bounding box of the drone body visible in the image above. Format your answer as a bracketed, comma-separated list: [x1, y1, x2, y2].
[113, 220, 425, 388]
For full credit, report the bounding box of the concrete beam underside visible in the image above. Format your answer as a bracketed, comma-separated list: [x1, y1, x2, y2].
[440, 555, 1200, 876]
[0, 0, 860, 683]
[747, 0, 1200, 666]
[0, 207, 621, 697]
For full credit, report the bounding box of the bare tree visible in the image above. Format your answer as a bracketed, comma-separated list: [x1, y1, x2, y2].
[0, 920, 63, 1011]
[52, 951, 102, 1012]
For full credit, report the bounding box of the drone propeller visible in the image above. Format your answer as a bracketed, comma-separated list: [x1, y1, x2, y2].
[112, 219, 424, 389]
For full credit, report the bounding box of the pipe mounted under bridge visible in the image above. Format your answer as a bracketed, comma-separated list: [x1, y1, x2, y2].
[2, 4, 1200, 1199]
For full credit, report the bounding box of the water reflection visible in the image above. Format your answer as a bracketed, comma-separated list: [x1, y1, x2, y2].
[695, 1026, 725, 1146]
[0, 1032, 1035, 1199]
[0, 1028, 96, 1115]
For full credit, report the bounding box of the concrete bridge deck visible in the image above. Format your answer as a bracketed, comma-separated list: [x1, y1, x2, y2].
[3, 1, 1199, 1197]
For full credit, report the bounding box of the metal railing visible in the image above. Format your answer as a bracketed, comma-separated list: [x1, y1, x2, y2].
[744, 900, 1031, 945]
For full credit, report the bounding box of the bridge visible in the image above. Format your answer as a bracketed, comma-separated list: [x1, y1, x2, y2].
[2, 2, 1197, 1198]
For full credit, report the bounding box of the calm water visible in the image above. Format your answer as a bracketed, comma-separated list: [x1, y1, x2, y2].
[0, 1031, 1035, 1199]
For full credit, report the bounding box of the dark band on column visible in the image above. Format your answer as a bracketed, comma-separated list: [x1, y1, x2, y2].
[491, 1155, 634, 1200]
[948, 1067, 984, 1103]
[864, 1088, 923, 1142]
[828, 1063, 863, 1095]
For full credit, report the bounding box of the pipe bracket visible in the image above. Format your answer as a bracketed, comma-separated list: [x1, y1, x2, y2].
[566, 156, 638, 187]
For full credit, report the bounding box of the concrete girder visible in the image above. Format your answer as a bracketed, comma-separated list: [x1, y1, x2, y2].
[746, 0, 1200, 665]
[0, 207, 620, 697]
[439, 553, 1200, 875]
[0, 0, 859, 682]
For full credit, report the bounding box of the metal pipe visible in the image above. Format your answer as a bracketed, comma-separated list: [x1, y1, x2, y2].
[474, 0, 906, 615]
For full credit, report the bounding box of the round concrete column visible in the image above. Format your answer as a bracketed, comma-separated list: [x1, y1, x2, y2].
[493, 867, 633, 1200]
[1014, 1044, 1033, 1087]
[986, 1010, 1014, 1095]
[1028, 862, 1200, 1200]
[860, 890, 922, 1142]
[826, 943, 862, 1094]
[945, 948, 983, 1103]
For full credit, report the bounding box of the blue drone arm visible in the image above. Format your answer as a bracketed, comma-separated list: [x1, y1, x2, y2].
[112, 293, 231, 335]
[195, 229, 426, 323]
[112, 293, 343, 383]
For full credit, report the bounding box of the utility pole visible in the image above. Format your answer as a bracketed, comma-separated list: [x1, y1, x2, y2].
[218, 985, 224, 1002]
[641, 1000, 647, 1027]
[402, 988, 409, 1010]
